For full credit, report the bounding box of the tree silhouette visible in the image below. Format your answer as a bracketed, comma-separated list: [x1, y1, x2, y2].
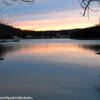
[0, 0, 34, 6]
[80, 0, 100, 16]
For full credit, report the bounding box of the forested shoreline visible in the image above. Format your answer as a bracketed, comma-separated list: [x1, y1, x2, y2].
[0, 23, 100, 40]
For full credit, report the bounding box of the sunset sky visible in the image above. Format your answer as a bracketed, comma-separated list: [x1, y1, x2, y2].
[2, 0, 100, 31]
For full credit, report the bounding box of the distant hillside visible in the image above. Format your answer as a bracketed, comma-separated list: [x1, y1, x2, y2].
[0, 23, 22, 39]
[0, 23, 100, 39]
[70, 25, 100, 39]
[0, 23, 70, 39]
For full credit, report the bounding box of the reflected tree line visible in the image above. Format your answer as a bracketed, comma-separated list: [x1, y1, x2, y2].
[79, 44, 100, 55]
[0, 43, 100, 61]
[0, 43, 20, 61]
[0, 44, 12, 61]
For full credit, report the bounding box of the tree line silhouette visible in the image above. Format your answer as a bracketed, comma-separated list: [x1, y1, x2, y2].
[0, 0, 100, 40]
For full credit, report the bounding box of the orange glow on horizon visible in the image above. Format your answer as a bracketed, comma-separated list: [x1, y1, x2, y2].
[10, 8, 100, 31]
[14, 23, 94, 31]
[12, 15, 96, 31]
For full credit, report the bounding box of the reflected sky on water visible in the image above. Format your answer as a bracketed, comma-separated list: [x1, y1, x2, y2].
[0, 39, 100, 100]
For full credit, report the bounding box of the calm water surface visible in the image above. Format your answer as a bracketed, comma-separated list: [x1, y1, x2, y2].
[0, 39, 100, 100]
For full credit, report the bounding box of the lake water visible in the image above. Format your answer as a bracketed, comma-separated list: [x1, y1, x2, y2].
[0, 39, 100, 100]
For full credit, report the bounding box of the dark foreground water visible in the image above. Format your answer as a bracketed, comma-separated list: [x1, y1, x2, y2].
[0, 39, 100, 100]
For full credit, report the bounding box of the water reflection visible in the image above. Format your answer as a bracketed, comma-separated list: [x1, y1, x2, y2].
[0, 40, 100, 100]
[0, 44, 7, 58]
[1, 42, 100, 57]
[79, 44, 100, 55]
[0, 43, 20, 60]
[1, 41, 100, 66]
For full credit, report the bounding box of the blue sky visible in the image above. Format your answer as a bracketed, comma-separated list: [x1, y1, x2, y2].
[3, 0, 79, 16]
[1, 0, 100, 31]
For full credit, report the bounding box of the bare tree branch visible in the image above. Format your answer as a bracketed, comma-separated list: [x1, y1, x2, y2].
[80, 0, 100, 16]
[0, 0, 34, 6]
